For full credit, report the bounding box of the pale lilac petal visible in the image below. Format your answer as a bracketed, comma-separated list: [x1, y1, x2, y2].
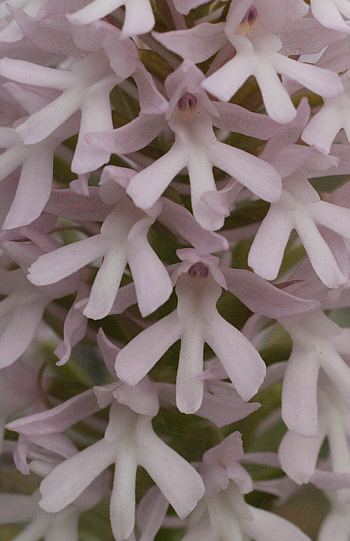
[40, 439, 116, 512]
[132, 65, 168, 115]
[110, 282, 138, 315]
[54, 285, 89, 366]
[213, 98, 310, 139]
[255, 58, 297, 124]
[320, 349, 350, 409]
[244, 505, 311, 541]
[158, 198, 228, 254]
[127, 144, 187, 209]
[248, 204, 294, 281]
[176, 323, 205, 414]
[8, 5, 83, 57]
[302, 104, 344, 154]
[205, 313, 266, 401]
[116, 312, 182, 385]
[28, 235, 110, 286]
[127, 216, 172, 317]
[152, 23, 226, 63]
[44, 187, 111, 222]
[318, 509, 349, 541]
[278, 428, 325, 484]
[136, 486, 168, 541]
[274, 54, 343, 98]
[310, 201, 350, 238]
[3, 142, 55, 230]
[281, 348, 320, 437]
[197, 388, 260, 427]
[72, 79, 116, 174]
[122, 0, 155, 37]
[0, 300, 46, 369]
[294, 210, 347, 288]
[0, 58, 76, 89]
[6, 389, 99, 435]
[139, 431, 205, 519]
[67, 0, 124, 25]
[16, 89, 82, 145]
[84, 244, 127, 320]
[86, 114, 167, 154]
[212, 143, 282, 203]
[223, 268, 319, 318]
[110, 446, 138, 541]
[201, 52, 255, 102]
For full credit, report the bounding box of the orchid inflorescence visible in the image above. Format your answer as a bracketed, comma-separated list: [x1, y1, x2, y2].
[2, 1, 350, 540]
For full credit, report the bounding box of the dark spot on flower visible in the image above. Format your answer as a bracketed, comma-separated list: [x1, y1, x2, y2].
[188, 262, 209, 278]
[241, 5, 258, 26]
[178, 92, 198, 111]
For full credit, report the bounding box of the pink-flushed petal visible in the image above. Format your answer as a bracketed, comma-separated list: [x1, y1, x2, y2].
[301, 103, 344, 154]
[320, 348, 350, 409]
[197, 389, 260, 427]
[312, 470, 350, 491]
[132, 65, 168, 115]
[294, 208, 347, 288]
[310, 200, 350, 238]
[109, 282, 138, 315]
[223, 268, 319, 318]
[138, 429, 205, 519]
[97, 328, 120, 375]
[201, 51, 255, 102]
[127, 143, 187, 209]
[318, 509, 350, 541]
[116, 312, 182, 386]
[3, 141, 55, 230]
[54, 284, 89, 366]
[278, 427, 326, 484]
[93, 20, 137, 79]
[67, 0, 124, 25]
[40, 438, 117, 513]
[16, 88, 82, 145]
[127, 216, 172, 317]
[205, 313, 266, 401]
[176, 322, 205, 414]
[158, 198, 228, 254]
[0, 58, 76, 89]
[44, 187, 111, 222]
[152, 23, 227, 63]
[0, 299, 47, 369]
[84, 244, 127, 320]
[8, 5, 84, 57]
[281, 347, 320, 437]
[71, 79, 116, 174]
[121, 0, 155, 37]
[136, 486, 168, 541]
[6, 389, 99, 436]
[213, 98, 310, 139]
[244, 505, 311, 541]
[274, 53, 344, 98]
[248, 203, 294, 281]
[86, 114, 167, 154]
[212, 143, 282, 203]
[28, 235, 111, 286]
[0, 144, 27, 182]
[255, 57, 297, 124]
[110, 446, 138, 541]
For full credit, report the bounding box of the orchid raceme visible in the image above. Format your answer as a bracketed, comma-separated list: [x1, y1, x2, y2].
[3, 1, 350, 540]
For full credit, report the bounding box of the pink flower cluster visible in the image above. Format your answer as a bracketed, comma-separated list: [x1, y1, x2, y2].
[2, 1, 350, 540]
